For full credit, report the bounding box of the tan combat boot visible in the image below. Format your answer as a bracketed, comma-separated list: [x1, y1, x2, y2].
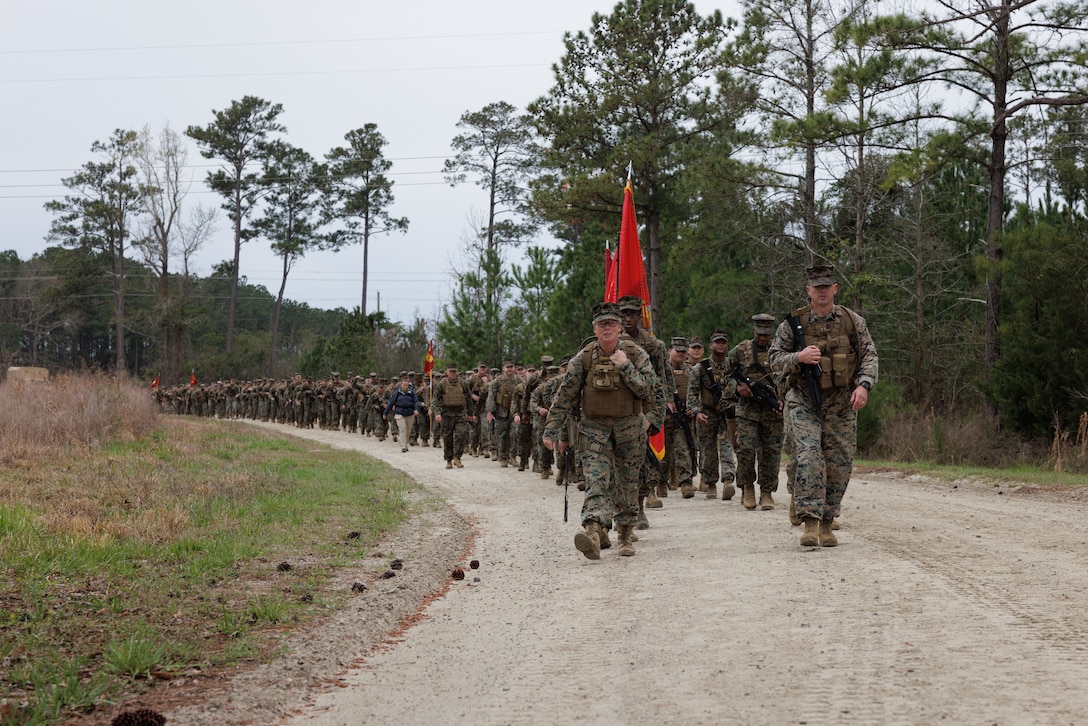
[453, 457, 464, 468]
[574, 521, 602, 560]
[445, 460, 453, 470]
[742, 484, 757, 510]
[617, 524, 636, 556]
[789, 495, 801, 526]
[800, 517, 820, 547]
[705, 483, 717, 500]
[656, 482, 668, 498]
[759, 490, 774, 511]
[819, 518, 838, 547]
[681, 484, 694, 498]
[832, 519, 841, 530]
[599, 525, 612, 550]
[541, 468, 551, 480]
[721, 478, 736, 500]
[501, 458, 509, 468]
[645, 492, 663, 509]
[636, 500, 650, 530]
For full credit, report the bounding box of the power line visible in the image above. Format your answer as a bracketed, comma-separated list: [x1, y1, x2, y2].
[0, 31, 564, 56]
[0, 63, 546, 85]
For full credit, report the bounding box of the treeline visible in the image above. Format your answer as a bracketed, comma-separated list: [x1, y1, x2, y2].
[4, 0, 1088, 458]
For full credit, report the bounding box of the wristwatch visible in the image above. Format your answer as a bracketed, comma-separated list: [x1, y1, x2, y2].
[859, 381, 872, 391]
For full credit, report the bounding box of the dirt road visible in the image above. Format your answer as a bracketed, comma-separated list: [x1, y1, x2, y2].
[170, 424, 1088, 725]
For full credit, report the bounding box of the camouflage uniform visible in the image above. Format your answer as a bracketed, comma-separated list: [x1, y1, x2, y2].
[486, 363, 520, 465]
[531, 369, 562, 478]
[687, 334, 738, 498]
[727, 315, 785, 508]
[664, 338, 696, 497]
[768, 265, 878, 543]
[544, 328, 658, 534]
[433, 370, 476, 466]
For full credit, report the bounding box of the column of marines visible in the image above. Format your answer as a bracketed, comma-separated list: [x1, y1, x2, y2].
[154, 265, 876, 553]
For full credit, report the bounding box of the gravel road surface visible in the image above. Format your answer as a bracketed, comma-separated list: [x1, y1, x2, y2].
[167, 423, 1088, 726]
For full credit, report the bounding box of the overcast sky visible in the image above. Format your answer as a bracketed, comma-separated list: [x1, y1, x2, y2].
[1, 0, 742, 326]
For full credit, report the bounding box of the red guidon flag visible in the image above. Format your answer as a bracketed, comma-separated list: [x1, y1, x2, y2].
[607, 174, 664, 460]
[189, 371, 198, 386]
[150, 374, 160, 389]
[423, 339, 435, 376]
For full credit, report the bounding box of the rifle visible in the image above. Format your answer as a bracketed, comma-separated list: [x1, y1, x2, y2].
[699, 360, 729, 414]
[562, 445, 571, 522]
[787, 314, 823, 420]
[670, 394, 700, 473]
[730, 367, 783, 415]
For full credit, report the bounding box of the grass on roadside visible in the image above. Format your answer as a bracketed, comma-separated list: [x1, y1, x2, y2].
[0, 410, 416, 725]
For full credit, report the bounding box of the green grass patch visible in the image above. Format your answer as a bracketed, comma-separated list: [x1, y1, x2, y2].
[857, 458, 1088, 489]
[0, 417, 417, 724]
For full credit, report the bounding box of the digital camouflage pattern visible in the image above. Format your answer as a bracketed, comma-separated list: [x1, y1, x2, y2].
[544, 340, 658, 528]
[768, 305, 878, 521]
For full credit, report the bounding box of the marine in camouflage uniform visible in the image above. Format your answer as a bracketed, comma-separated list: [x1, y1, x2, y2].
[513, 365, 534, 470]
[727, 314, 785, 511]
[664, 337, 697, 498]
[531, 367, 562, 479]
[468, 363, 490, 457]
[486, 361, 520, 466]
[522, 357, 553, 472]
[544, 302, 661, 559]
[768, 264, 878, 548]
[687, 330, 738, 500]
[433, 365, 477, 468]
[617, 296, 673, 521]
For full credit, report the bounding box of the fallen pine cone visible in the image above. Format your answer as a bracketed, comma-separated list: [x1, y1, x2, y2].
[451, 567, 465, 580]
[276, 562, 292, 572]
[351, 582, 367, 592]
[347, 531, 361, 539]
[111, 708, 166, 726]
[380, 569, 396, 579]
[390, 558, 403, 570]
[469, 560, 480, 569]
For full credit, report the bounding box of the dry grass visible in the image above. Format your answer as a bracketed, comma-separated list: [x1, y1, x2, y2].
[0, 372, 158, 461]
[865, 408, 1045, 469]
[0, 374, 415, 724]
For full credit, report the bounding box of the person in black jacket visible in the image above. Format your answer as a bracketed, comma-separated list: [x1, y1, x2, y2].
[384, 374, 421, 452]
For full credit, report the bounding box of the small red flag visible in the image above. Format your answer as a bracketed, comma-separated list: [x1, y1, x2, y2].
[189, 371, 198, 386]
[150, 374, 160, 389]
[423, 340, 435, 376]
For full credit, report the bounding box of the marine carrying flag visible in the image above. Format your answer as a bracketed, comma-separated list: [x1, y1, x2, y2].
[423, 339, 435, 376]
[606, 175, 664, 460]
[189, 371, 198, 386]
[150, 374, 160, 389]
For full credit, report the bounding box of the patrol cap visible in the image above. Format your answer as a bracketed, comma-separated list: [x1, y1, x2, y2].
[398, 370, 407, 378]
[688, 336, 704, 348]
[617, 295, 643, 313]
[710, 330, 729, 342]
[407, 370, 417, 377]
[477, 361, 488, 369]
[399, 373, 409, 380]
[502, 359, 515, 367]
[368, 371, 378, 378]
[489, 367, 499, 375]
[807, 264, 837, 287]
[540, 355, 555, 365]
[446, 363, 458, 372]
[671, 336, 689, 351]
[751, 313, 776, 335]
[592, 301, 623, 323]
[546, 365, 561, 375]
